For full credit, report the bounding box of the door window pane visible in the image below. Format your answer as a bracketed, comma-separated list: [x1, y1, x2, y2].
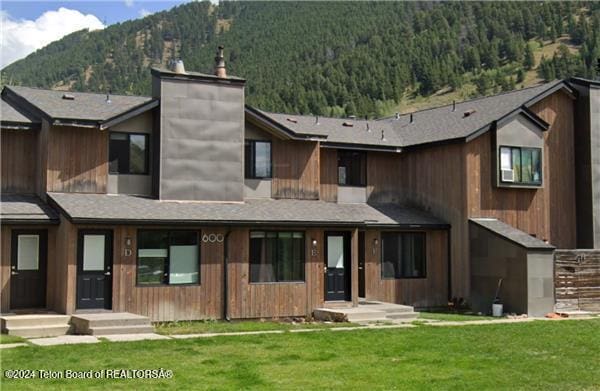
[83, 235, 105, 271]
[17, 235, 39, 270]
[327, 236, 344, 269]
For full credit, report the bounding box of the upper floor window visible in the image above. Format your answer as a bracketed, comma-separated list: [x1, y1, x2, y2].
[381, 232, 426, 279]
[338, 150, 366, 187]
[245, 140, 272, 179]
[250, 231, 305, 283]
[109, 132, 149, 175]
[499, 146, 542, 186]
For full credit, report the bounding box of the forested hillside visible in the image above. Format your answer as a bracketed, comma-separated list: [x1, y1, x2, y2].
[2, 1, 599, 117]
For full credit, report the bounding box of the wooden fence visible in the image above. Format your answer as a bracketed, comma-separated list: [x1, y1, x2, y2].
[555, 250, 600, 312]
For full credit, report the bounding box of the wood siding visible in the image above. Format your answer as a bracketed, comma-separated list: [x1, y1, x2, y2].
[46, 126, 108, 193]
[555, 250, 600, 312]
[319, 148, 338, 202]
[1, 130, 37, 193]
[272, 139, 320, 199]
[466, 91, 577, 248]
[364, 229, 449, 307]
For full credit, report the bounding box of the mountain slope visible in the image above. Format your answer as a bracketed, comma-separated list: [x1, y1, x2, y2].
[2, 1, 599, 117]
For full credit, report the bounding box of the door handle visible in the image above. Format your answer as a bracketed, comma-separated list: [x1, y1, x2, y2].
[104, 272, 111, 276]
[323, 267, 327, 273]
[11, 271, 19, 276]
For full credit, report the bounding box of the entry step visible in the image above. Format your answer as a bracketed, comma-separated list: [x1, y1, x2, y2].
[314, 301, 418, 323]
[71, 313, 153, 335]
[1, 314, 71, 338]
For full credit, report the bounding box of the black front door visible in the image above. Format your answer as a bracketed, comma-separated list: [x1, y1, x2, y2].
[324, 232, 351, 301]
[10, 230, 47, 309]
[77, 230, 113, 310]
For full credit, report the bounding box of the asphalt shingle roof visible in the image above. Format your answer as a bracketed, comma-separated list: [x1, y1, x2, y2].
[1, 98, 39, 126]
[4, 86, 155, 122]
[48, 192, 447, 228]
[1, 194, 59, 223]
[470, 218, 554, 250]
[254, 81, 566, 148]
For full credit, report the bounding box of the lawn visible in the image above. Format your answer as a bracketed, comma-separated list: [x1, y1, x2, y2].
[1, 319, 599, 390]
[418, 311, 496, 322]
[155, 319, 358, 335]
[0, 334, 26, 345]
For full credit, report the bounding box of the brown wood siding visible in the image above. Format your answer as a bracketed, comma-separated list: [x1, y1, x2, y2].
[1, 225, 57, 313]
[466, 91, 577, 248]
[364, 229, 449, 307]
[555, 250, 600, 312]
[1, 130, 37, 193]
[46, 126, 108, 193]
[367, 146, 469, 299]
[319, 148, 338, 202]
[272, 139, 319, 199]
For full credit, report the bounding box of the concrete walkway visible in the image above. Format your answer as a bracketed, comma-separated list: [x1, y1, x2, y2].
[1, 316, 596, 349]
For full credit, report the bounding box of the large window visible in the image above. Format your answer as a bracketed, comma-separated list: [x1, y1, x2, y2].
[381, 232, 426, 279]
[338, 150, 366, 186]
[250, 231, 305, 283]
[245, 140, 272, 179]
[499, 146, 542, 185]
[137, 230, 199, 285]
[109, 132, 149, 175]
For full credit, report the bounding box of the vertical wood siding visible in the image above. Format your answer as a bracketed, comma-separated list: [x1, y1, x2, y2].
[1, 130, 38, 193]
[46, 126, 108, 193]
[466, 91, 577, 248]
[319, 148, 338, 202]
[364, 229, 449, 307]
[272, 139, 320, 199]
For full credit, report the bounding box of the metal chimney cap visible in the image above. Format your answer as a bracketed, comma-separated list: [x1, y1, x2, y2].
[172, 59, 186, 74]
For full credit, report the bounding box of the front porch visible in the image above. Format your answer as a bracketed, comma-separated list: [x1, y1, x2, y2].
[314, 300, 418, 323]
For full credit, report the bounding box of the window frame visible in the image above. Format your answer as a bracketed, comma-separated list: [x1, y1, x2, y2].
[498, 145, 543, 187]
[245, 139, 273, 179]
[337, 149, 367, 187]
[109, 131, 150, 176]
[136, 229, 200, 287]
[249, 230, 306, 284]
[380, 231, 427, 280]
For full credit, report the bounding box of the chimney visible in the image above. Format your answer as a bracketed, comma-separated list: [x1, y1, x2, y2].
[172, 59, 186, 74]
[214, 45, 226, 78]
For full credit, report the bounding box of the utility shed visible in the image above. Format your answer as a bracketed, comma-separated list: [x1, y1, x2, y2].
[469, 218, 555, 317]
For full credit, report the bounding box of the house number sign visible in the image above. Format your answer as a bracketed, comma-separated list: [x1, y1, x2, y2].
[202, 233, 224, 243]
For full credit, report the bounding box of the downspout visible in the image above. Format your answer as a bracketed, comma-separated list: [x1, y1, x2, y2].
[222, 230, 232, 321]
[447, 228, 453, 302]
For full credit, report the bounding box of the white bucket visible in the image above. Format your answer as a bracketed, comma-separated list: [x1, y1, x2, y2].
[492, 303, 503, 317]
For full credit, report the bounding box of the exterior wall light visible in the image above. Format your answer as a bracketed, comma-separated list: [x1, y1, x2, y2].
[372, 238, 379, 255]
[311, 239, 318, 257]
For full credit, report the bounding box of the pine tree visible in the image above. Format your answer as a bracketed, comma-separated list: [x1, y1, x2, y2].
[524, 43, 536, 70]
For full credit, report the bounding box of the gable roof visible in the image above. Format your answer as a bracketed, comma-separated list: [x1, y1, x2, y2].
[250, 80, 572, 150]
[470, 218, 554, 250]
[2, 86, 158, 128]
[48, 192, 448, 228]
[1, 98, 40, 130]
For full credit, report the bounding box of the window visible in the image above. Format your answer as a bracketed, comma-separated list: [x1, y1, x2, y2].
[250, 231, 304, 283]
[381, 232, 426, 279]
[499, 146, 542, 185]
[137, 230, 199, 285]
[109, 132, 149, 175]
[245, 140, 272, 179]
[338, 150, 366, 186]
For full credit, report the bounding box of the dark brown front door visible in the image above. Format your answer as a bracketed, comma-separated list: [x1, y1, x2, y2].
[76, 230, 113, 310]
[10, 230, 47, 309]
[324, 232, 351, 301]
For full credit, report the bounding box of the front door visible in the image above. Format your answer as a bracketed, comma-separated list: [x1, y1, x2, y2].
[325, 232, 350, 301]
[10, 230, 47, 309]
[77, 230, 113, 310]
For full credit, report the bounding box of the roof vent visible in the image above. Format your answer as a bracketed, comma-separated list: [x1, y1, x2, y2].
[105, 90, 111, 104]
[214, 46, 226, 78]
[395, 112, 400, 120]
[315, 115, 319, 125]
[342, 122, 354, 127]
[366, 122, 371, 132]
[62, 93, 75, 100]
[463, 109, 476, 118]
[348, 115, 356, 120]
[409, 113, 414, 124]
[452, 100, 456, 112]
[171, 59, 186, 74]
[286, 117, 298, 124]
[381, 129, 386, 141]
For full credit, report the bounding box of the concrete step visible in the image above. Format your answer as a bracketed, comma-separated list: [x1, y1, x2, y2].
[1, 314, 71, 329]
[6, 325, 71, 338]
[380, 306, 415, 314]
[71, 313, 153, 335]
[88, 325, 155, 336]
[345, 311, 388, 322]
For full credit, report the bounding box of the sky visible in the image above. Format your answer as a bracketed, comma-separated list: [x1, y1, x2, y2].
[0, 0, 197, 68]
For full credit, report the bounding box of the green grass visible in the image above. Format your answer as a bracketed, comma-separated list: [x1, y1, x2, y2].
[154, 319, 358, 335]
[0, 334, 26, 345]
[418, 311, 497, 322]
[1, 319, 599, 390]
